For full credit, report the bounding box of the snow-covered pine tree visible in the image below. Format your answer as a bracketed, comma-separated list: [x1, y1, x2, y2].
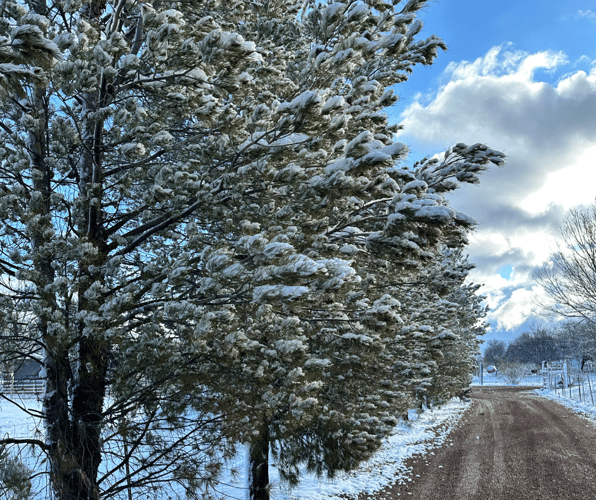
[433, 254, 489, 402]
[0, 0, 503, 499]
[394, 248, 489, 407]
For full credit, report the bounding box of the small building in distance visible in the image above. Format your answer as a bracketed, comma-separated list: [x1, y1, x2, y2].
[1, 358, 43, 394]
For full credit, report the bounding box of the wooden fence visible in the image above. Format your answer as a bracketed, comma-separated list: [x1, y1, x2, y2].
[0, 378, 44, 394]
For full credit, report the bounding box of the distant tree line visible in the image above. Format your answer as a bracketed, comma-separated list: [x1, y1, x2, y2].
[483, 322, 595, 370]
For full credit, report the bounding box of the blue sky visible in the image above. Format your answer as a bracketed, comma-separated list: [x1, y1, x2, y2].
[389, 0, 596, 344]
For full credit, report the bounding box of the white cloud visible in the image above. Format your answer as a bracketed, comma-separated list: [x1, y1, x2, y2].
[519, 144, 596, 214]
[443, 45, 567, 82]
[489, 286, 545, 331]
[397, 46, 596, 333]
[577, 10, 596, 20]
[573, 55, 596, 68]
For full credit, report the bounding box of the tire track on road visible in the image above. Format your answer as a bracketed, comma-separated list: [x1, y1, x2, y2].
[359, 387, 596, 500]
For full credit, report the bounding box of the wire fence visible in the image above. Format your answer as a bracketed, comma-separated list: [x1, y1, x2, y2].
[473, 362, 596, 407]
[546, 369, 596, 405]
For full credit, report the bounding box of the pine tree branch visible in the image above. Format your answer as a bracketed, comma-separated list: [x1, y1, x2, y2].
[115, 199, 206, 256]
[0, 437, 48, 450]
[102, 150, 166, 178]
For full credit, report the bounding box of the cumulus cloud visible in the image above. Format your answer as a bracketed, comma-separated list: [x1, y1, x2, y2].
[489, 286, 547, 331]
[397, 46, 596, 332]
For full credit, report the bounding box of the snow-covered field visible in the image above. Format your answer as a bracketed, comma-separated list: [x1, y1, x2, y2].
[0, 393, 49, 498]
[471, 372, 544, 386]
[1, 394, 469, 500]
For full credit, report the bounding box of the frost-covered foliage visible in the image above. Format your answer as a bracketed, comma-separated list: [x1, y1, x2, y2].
[0, 445, 32, 500]
[394, 249, 490, 407]
[0, 0, 503, 499]
[498, 361, 531, 385]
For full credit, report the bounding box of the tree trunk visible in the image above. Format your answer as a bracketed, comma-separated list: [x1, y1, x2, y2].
[248, 418, 270, 500]
[22, 56, 89, 500]
[70, 336, 109, 500]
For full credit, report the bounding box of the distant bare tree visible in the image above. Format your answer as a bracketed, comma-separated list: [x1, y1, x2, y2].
[553, 321, 595, 370]
[505, 326, 565, 366]
[535, 203, 596, 322]
[483, 339, 507, 368]
[535, 203, 596, 362]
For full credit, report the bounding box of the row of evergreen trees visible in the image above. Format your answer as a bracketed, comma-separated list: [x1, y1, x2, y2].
[0, 1, 503, 499]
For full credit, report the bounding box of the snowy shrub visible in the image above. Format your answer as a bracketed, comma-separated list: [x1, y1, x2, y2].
[499, 362, 530, 385]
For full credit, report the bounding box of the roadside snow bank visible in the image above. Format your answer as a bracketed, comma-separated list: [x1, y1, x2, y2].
[216, 398, 470, 499]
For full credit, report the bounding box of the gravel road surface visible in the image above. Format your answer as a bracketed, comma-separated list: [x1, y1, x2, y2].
[360, 386, 596, 500]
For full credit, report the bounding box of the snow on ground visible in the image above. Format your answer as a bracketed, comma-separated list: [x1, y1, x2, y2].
[471, 372, 543, 387]
[536, 388, 596, 426]
[216, 399, 470, 500]
[535, 377, 596, 427]
[4, 374, 596, 500]
[0, 393, 42, 438]
[5, 373, 596, 500]
[0, 393, 49, 498]
[1, 394, 470, 500]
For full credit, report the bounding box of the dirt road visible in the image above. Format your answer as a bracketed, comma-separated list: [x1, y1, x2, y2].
[361, 387, 596, 500]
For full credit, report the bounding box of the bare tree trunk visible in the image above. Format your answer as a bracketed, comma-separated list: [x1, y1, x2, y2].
[248, 418, 270, 500]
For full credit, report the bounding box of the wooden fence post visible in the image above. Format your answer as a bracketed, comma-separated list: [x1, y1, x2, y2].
[587, 373, 595, 406]
[578, 375, 582, 402]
